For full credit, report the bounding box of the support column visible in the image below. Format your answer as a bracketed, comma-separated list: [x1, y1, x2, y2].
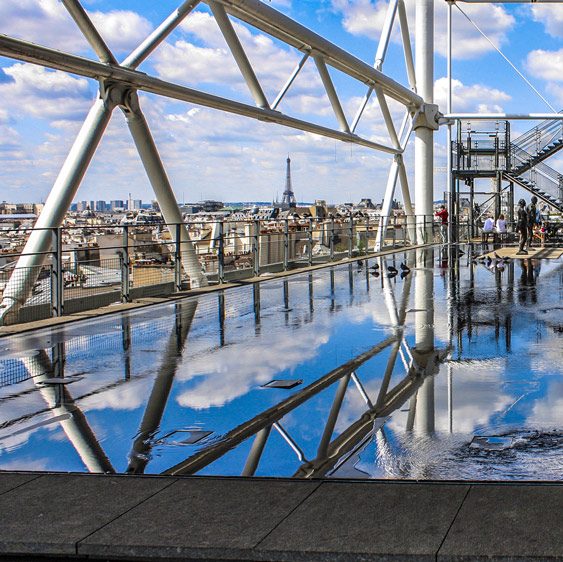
[121, 90, 207, 288]
[0, 94, 116, 323]
[413, 247, 435, 435]
[415, 0, 435, 244]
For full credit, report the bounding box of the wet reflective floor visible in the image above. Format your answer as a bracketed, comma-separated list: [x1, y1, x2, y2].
[0, 246, 561, 480]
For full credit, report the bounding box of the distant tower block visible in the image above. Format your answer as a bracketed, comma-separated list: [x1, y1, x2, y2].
[282, 156, 297, 209]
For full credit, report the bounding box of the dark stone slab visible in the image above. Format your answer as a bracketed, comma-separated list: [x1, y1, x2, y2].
[0, 473, 174, 556]
[0, 473, 40, 496]
[438, 484, 563, 561]
[79, 478, 321, 560]
[256, 481, 470, 561]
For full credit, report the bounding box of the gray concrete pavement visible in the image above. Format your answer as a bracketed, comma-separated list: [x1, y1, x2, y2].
[0, 473, 561, 561]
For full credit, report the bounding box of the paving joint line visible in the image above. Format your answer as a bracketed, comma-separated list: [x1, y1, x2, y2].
[0, 472, 44, 497]
[252, 480, 324, 552]
[434, 483, 472, 561]
[72, 476, 179, 555]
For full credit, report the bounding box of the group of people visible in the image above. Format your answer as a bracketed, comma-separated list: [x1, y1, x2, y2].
[481, 214, 507, 243]
[480, 196, 542, 253]
[515, 196, 541, 254]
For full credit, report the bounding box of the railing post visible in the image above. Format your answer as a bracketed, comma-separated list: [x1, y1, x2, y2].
[218, 219, 225, 284]
[175, 223, 182, 292]
[392, 215, 397, 247]
[365, 215, 370, 255]
[330, 217, 335, 261]
[253, 219, 260, 277]
[283, 218, 289, 271]
[348, 213, 353, 257]
[121, 224, 130, 303]
[308, 217, 313, 266]
[51, 227, 63, 317]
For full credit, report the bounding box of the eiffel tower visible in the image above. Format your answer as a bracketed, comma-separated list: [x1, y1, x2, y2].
[281, 156, 297, 209]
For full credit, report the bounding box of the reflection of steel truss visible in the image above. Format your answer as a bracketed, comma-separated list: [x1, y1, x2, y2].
[0, 0, 425, 323]
[162, 268, 439, 478]
[0, 261, 441, 477]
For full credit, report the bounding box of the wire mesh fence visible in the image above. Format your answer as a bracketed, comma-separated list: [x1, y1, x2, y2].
[1, 215, 441, 325]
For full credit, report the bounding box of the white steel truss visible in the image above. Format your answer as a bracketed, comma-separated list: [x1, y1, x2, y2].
[0, 0, 437, 323]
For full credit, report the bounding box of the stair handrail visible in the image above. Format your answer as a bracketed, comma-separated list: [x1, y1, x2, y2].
[512, 112, 563, 154]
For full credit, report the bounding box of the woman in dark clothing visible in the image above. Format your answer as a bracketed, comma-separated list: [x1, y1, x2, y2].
[516, 198, 528, 255]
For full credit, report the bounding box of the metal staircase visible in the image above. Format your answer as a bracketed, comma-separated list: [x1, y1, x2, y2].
[508, 116, 563, 212]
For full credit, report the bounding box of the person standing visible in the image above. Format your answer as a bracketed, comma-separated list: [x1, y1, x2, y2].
[435, 205, 448, 243]
[527, 196, 539, 247]
[516, 199, 528, 255]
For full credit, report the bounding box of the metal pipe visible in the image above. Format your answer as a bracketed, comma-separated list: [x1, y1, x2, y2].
[0, 35, 401, 155]
[398, 158, 415, 244]
[314, 56, 350, 133]
[162, 336, 396, 475]
[374, 0, 399, 70]
[398, 0, 417, 91]
[317, 373, 351, 458]
[414, 0, 434, 244]
[272, 53, 309, 110]
[22, 350, 114, 474]
[61, 0, 117, 64]
[121, 91, 208, 287]
[205, 0, 423, 107]
[350, 87, 373, 133]
[209, 1, 270, 109]
[447, 0, 453, 245]
[0, 95, 115, 323]
[375, 157, 401, 251]
[242, 425, 272, 476]
[375, 86, 400, 149]
[127, 301, 198, 474]
[122, 0, 201, 69]
[444, 113, 563, 120]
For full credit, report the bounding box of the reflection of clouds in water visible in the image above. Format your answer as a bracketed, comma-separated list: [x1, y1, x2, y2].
[526, 379, 563, 428]
[176, 328, 330, 409]
[80, 376, 154, 412]
[387, 359, 514, 435]
[0, 457, 52, 472]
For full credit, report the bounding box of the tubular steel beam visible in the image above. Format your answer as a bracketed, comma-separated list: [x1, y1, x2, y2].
[0, 35, 402, 155]
[61, 0, 117, 64]
[374, 0, 399, 71]
[314, 55, 350, 133]
[209, 0, 270, 109]
[162, 336, 396, 476]
[0, 95, 115, 319]
[122, 0, 201, 69]
[122, 91, 208, 287]
[203, 0, 423, 108]
[445, 113, 563, 120]
[272, 52, 309, 110]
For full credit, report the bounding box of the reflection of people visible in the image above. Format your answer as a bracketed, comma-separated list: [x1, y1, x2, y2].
[435, 205, 448, 243]
[527, 196, 539, 248]
[516, 199, 528, 255]
[482, 215, 495, 243]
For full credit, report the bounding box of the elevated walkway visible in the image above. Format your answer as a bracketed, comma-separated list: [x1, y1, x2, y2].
[0, 472, 561, 561]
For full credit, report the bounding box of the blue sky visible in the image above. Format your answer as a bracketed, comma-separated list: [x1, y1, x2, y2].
[1, 0, 563, 205]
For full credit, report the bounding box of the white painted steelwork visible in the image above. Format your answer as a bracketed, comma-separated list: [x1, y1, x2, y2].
[0, 0, 424, 322]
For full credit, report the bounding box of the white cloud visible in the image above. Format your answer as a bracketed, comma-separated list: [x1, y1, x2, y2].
[526, 48, 563, 83]
[530, 4, 563, 39]
[331, 0, 515, 60]
[153, 11, 322, 102]
[0, 0, 152, 56]
[0, 63, 93, 121]
[434, 77, 511, 113]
